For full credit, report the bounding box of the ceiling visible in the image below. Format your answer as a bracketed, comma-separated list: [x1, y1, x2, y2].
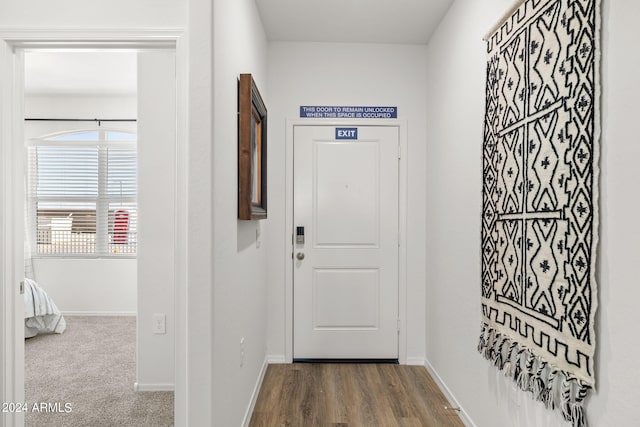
[23, 1, 453, 95]
[255, 0, 454, 44]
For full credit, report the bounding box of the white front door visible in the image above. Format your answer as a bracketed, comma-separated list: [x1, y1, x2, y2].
[293, 125, 399, 359]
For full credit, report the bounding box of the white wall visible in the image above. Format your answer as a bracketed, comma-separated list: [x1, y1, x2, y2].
[32, 259, 136, 314]
[266, 42, 429, 362]
[180, 0, 214, 424]
[24, 95, 137, 120]
[136, 51, 176, 389]
[24, 94, 138, 315]
[425, 1, 640, 426]
[211, 0, 269, 425]
[0, 1, 185, 27]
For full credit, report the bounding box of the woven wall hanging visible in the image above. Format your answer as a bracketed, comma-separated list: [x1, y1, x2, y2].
[479, 1, 600, 425]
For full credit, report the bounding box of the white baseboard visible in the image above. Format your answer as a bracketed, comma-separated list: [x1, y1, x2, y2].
[423, 359, 476, 427]
[405, 356, 426, 366]
[266, 355, 287, 364]
[62, 311, 136, 316]
[133, 382, 174, 392]
[242, 357, 269, 427]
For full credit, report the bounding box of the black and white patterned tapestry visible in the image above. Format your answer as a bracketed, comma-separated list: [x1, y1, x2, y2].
[479, 1, 600, 426]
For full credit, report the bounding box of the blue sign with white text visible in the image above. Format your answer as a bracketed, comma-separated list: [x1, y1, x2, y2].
[300, 106, 397, 119]
[336, 128, 358, 140]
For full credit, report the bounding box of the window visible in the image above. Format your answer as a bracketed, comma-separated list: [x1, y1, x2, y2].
[27, 130, 137, 257]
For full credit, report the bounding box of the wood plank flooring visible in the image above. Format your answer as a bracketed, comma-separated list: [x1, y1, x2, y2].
[249, 363, 464, 427]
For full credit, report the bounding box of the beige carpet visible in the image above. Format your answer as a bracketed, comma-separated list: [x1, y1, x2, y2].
[25, 316, 173, 427]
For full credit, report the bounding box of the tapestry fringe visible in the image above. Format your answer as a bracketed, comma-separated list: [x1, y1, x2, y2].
[478, 323, 591, 427]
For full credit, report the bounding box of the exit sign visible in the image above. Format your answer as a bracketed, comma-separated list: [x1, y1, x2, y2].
[336, 127, 358, 140]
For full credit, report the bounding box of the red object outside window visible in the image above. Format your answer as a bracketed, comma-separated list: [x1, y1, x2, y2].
[113, 210, 129, 244]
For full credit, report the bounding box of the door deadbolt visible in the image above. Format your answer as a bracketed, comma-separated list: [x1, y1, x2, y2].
[296, 226, 305, 244]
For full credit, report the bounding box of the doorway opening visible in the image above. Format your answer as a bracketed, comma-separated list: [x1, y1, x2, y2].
[2, 42, 181, 426]
[22, 49, 172, 425]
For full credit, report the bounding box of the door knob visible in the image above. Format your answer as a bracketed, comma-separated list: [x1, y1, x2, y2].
[296, 252, 305, 260]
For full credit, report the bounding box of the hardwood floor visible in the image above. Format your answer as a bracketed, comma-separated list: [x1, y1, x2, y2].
[249, 363, 464, 427]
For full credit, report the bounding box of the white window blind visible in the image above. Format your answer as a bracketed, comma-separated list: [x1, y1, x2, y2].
[27, 130, 137, 257]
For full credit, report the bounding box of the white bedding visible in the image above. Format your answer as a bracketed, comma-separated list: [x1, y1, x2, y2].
[23, 278, 66, 338]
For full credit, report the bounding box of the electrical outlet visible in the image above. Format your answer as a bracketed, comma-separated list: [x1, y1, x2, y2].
[240, 337, 245, 367]
[153, 313, 166, 334]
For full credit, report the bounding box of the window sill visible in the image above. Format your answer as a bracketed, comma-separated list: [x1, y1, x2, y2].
[32, 255, 137, 260]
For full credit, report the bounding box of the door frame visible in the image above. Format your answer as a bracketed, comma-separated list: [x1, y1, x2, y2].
[284, 119, 408, 363]
[0, 28, 188, 427]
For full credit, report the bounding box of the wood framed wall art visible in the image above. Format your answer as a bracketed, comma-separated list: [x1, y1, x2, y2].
[238, 73, 267, 220]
